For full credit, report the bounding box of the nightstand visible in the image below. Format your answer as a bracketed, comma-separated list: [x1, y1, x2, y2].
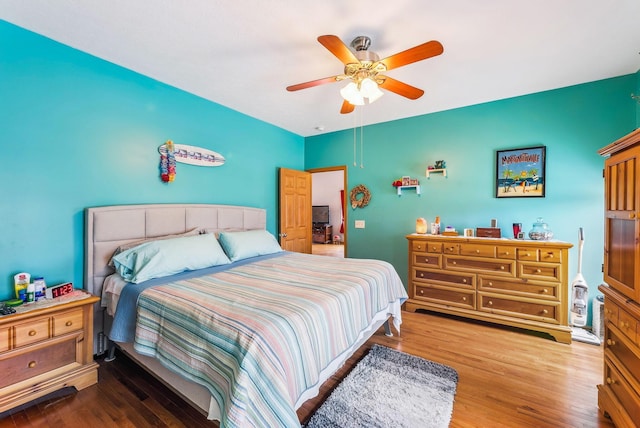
[0, 293, 99, 413]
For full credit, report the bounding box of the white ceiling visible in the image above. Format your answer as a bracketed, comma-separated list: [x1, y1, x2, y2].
[2, 0, 640, 137]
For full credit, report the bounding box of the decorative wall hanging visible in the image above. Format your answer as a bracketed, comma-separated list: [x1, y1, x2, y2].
[495, 146, 546, 198]
[349, 184, 371, 209]
[159, 140, 176, 183]
[158, 143, 225, 167]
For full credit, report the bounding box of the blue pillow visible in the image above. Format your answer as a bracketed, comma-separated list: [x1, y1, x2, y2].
[111, 233, 230, 283]
[218, 230, 282, 261]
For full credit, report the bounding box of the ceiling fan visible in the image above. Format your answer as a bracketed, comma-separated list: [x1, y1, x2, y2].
[286, 35, 444, 114]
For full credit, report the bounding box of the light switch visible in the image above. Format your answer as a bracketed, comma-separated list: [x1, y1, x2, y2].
[355, 220, 365, 229]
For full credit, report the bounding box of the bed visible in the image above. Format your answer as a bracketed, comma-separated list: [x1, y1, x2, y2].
[84, 203, 407, 427]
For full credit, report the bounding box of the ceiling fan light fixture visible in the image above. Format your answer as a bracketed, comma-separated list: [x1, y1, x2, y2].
[340, 82, 365, 105]
[360, 78, 384, 103]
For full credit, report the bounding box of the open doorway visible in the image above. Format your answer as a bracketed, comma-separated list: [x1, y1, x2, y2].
[309, 166, 346, 258]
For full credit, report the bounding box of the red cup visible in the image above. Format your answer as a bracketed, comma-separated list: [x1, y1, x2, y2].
[512, 223, 522, 238]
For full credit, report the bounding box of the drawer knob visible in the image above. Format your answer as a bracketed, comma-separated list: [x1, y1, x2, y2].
[28, 361, 36, 369]
[420, 273, 424, 278]
[476, 249, 480, 254]
[431, 247, 437, 251]
[488, 301, 493, 306]
[606, 377, 616, 385]
[462, 279, 467, 283]
[500, 266, 505, 271]
[420, 290, 424, 295]
[29, 330, 37, 337]
[620, 321, 629, 329]
[65, 321, 73, 327]
[542, 309, 548, 315]
[425, 258, 429, 263]
[606, 339, 616, 346]
[526, 253, 531, 257]
[542, 289, 548, 294]
[417, 245, 422, 250]
[535, 269, 542, 273]
[462, 296, 467, 301]
[547, 253, 554, 258]
[488, 282, 493, 286]
[504, 251, 510, 255]
[452, 261, 457, 265]
[630, 212, 636, 219]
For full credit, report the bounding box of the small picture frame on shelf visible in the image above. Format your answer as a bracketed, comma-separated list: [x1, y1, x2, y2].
[402, 176, 410, 186]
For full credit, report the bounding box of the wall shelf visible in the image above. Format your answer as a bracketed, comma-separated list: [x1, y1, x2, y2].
[426, 168, 447, 179]
[396, 185, 421, 196]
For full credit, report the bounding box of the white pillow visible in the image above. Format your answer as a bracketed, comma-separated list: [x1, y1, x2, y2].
[218, 230, 283, 262]
[111, 233, 230, 283]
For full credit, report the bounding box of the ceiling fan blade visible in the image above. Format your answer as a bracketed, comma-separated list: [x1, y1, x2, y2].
[378, 76, 425, 100]
[286, 76, 341, 92]
[378, 40, 443, 71]
[318, 35, 360, 65]
[340, 100, 355, 114]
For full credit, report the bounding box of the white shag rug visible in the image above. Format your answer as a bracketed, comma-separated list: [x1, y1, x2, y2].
[305, 344, 458, 428]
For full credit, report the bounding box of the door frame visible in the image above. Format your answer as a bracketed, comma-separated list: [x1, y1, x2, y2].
[307, 165, 348, 257]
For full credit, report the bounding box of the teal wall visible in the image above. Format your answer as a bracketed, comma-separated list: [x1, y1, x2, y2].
[306, 74, 638, 322]
[0, 21, 304, 300]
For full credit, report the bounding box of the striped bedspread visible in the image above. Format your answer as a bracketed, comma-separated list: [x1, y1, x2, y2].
[133, 252, 407, 428]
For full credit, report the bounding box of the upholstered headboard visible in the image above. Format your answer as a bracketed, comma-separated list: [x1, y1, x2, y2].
[84, 203, 267, 354]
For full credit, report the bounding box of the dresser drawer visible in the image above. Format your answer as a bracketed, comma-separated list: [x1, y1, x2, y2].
[414, 284, 475, 309]
[517, 248, 539, 261]
[606, 328, 640, 388]
[496, 246, 516, 259]
[446, 256, 515, 276]
[460, 243, 496, 258]
[617, 309, 638, 344]
[518, 262, 562, 282]
[13, 318, 51, 348]
[479, 294, 558, 322]
[443, 243, 459, 255]
[53, 309, 83, 337]
[0, 337, 78, 389]
[604, 358, 640, 423]
[413, 268, 474, 289]
[604, 300, 620, 327]
[413, 241, 442, 253]
[539, 249, 562, 263]
[478, 276, 559, 301]
[412, 253, 442, 268]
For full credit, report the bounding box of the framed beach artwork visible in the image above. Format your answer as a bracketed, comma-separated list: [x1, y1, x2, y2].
[495, 146, 546, 198]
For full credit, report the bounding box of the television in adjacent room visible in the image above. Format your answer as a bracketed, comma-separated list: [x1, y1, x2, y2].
[312, 205, 330, 225]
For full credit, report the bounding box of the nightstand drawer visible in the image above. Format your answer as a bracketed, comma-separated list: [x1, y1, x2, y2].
[53, 309, 83, 336]
[13, 318, 50, 348]
[604, 358, 640, 423]
[0, 337, 77, 388]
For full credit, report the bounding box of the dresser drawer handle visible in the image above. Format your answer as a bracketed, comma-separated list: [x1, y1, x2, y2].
[504, 251, 510, 255]
[424, 258, 429, 263]
[630, 212, 636, 219]
[417, 245, 422, 250]
[526, 253, 531, 257]
[488, 282, 493, 286]
[542, 309, 548, 315]
[546, 253, 554, 259]
[500, 266, 505, 270]
[419, 273, 424, 278]
[419, 290, 424, 295]
[28, 361, 36, 369]
[488, 301, 493, 306]
[431, 247, 437, 251]
[475, 249, 480, 254]
[28, 330, 37, 337]
[65, 321, 73, 327]
[462, 296, 467, 301]
[619, 321, 629, 329]
[542, 289, 548, 294]
[452, 261, 457, 265]
[606, 377, 616, 385]
[606, 339, 616, 346]
[448, 247, 455, 252]
[535, 269, 542, 273]
[462, 279, 467, 283]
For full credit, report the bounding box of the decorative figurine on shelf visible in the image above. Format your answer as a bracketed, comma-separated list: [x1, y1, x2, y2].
[434, 160, 446, 169]
[392, 179, 402, 187]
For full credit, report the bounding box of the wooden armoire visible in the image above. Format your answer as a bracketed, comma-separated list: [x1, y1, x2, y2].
[597, 128, 640, 427]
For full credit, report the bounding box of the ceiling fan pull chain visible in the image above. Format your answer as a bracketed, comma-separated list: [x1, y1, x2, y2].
[360, 110, 364, 168]
[353, 114, 357, 166]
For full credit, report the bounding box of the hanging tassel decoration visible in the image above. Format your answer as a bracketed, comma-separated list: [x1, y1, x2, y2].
[160, 140, 177, 183]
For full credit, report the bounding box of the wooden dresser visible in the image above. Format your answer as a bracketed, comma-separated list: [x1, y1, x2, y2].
[405, 234, 573, 343]
[0, 294, 99, 413]
[597, 128, 640, 427]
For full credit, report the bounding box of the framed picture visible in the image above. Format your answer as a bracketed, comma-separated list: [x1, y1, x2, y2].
[495, 146, 546, 198]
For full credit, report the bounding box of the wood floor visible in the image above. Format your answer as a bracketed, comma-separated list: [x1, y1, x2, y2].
[311, 243, 344, 257]
[0, 311, 615, 428]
